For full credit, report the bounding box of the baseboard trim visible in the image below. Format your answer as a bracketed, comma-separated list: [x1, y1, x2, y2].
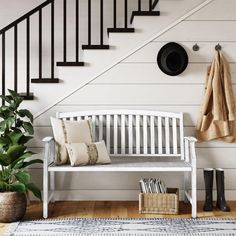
[29, 189, 236, 201]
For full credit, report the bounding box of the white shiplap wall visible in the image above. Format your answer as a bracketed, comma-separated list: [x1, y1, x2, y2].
[29, 0, 236, 201]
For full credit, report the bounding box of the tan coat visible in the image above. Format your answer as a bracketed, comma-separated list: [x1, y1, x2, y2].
[196, 51, 236, 142]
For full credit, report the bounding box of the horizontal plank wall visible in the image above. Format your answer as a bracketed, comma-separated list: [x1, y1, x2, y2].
[29, 0, 236, 201]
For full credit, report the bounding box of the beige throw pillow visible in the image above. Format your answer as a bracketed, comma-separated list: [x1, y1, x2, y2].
[50, 117, 93, 165]
[63, 120, 92, 144]
[50, 117, 67, 165]
[65, 141, 111, 166]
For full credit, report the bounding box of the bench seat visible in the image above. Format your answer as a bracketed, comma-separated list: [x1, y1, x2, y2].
[48, 157, 192, 172]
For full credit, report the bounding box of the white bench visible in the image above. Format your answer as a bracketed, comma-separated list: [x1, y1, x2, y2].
[43, 110, 197, 218]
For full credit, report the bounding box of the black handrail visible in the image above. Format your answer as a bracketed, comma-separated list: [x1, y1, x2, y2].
[0, 0, 53, 35]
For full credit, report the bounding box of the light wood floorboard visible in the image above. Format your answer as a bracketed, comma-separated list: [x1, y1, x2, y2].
[1, 201, 236, 235]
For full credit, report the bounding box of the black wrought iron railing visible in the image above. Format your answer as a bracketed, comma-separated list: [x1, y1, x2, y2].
[0, 0, 160, 101]
[0, 0, 57, 100]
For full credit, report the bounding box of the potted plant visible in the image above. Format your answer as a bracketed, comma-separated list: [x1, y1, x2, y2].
[0, 89, 42, 223]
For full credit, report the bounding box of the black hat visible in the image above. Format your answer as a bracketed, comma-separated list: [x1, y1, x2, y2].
[157, 42, 188, 76]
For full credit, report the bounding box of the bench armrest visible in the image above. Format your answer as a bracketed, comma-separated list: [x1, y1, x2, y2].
[43, 136, 54, 143]
[184, 136, 197, 162]
[184, 136, 197, 142]
[42, 136, 55, 165]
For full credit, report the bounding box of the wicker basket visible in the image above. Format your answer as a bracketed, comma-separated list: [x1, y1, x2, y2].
[0, 192, 27, 223]
[139, 188, 179, 214]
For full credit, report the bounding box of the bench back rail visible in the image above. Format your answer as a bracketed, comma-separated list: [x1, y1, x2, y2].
[56, 110, 185, 160]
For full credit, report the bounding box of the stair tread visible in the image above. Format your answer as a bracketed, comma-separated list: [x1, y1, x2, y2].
[130, 11, 160, 24]
[82, 45, 110, 50]
[57, 61, 85, 67]
[31, 78, 59, 83]
[19, 92, 34, 100]
[107, 28, 135, 34]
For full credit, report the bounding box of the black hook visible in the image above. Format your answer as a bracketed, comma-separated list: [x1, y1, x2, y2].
[192, 43, 199, 51]
[215, 43, 222, 51]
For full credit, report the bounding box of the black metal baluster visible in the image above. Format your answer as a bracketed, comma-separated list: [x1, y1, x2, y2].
[63, 0, 67, 62]
[14, 25, 18, 92]
[149, 0, 152, 11]
[124, 0, 128, 28]
[75, 0, 79, 62]
[2, 33, 5, 103]
[39, 8, 42, 79]
[22, 17, 33, 98]
[51, 0, 54, 78]
[138, 0, 141, 11]
[100, 0, 103, 45]
[114, 0, 117, 28]
[26, 17, 31, 97]
[88, 0, 91, 46]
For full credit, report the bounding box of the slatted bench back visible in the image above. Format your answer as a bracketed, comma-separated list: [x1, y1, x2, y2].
[57, 110, 185, 159]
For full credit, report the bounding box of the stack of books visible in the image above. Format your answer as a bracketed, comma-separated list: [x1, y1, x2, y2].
[139, 178, 167, 193]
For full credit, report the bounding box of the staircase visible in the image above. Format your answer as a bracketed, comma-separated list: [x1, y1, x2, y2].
[0, 0, 160, 103]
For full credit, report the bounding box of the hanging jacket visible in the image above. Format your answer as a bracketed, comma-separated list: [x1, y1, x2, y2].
[196, 50, 236, 142]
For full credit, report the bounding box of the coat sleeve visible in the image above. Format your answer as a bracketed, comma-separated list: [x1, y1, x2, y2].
[221, 52, 236, 121]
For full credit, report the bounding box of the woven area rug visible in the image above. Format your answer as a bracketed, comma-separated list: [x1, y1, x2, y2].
[4, 218, 236, 236]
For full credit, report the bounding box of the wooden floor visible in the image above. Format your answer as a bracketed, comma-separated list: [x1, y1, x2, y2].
[1, 201, 236, 234]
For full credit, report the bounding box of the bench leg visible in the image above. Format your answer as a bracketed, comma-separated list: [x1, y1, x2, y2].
[50, 171, 55, 203]
[191, 162, 197, 218]
[43, 166, 48, 219]
[184, 172, 189, 203]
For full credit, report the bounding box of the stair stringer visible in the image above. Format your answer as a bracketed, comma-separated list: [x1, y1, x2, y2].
[28, 0, 214, 122]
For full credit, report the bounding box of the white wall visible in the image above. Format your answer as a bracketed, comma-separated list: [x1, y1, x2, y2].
[2, 0, 236, 201]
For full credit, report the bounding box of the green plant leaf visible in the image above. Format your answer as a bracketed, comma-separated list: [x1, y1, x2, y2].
[21, 159, 43, 168]
[0, 180, 9, 191]
[15, 171, 30, 184]
[9, 181, 26, 192]
[15, 119, 23, 128]
[26, 183, 41, 200]
[8, 89, 18, 98]
[0, 95, 12, 104]
[23, 122, 34, 135]
[19, 135, 33, 145]
[8, 130, 24, 145]
[8, 89, 23, 109]
[0, 105, 10, 112]
[10, 151, 34, 168]
[0, 153, 10, 166]
[6, 117, 15, 130]
[0, 137, 10, 148]
[7, 145, 26, 160]
[0, 120, 6, 131]
[18, 109, 33, 123]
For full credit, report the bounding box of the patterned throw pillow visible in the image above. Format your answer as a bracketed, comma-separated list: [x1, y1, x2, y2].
[65, 140, 111, 166]
[50, 117, 92, 165]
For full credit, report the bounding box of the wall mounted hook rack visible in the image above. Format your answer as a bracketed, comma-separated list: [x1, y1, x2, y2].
[215, 43, 222, 51]
[192, 43, 199, 51]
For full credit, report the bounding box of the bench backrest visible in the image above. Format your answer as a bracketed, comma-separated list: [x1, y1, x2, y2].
[57, 110, 185, 159]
